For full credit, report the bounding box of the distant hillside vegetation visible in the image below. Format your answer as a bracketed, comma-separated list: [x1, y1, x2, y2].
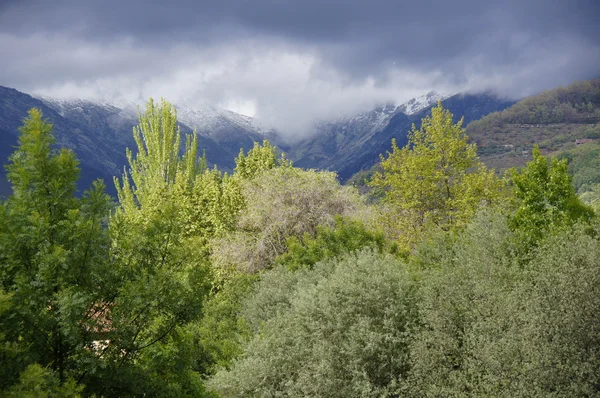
[466, 79, 600, 175]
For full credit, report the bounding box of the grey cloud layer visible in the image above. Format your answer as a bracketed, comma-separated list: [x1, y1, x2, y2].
[3, 0, 598, 67]
[0, 0, 599, 134]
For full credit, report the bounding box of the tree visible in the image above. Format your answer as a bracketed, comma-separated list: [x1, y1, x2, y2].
[407, 210, 526, 396]
[0, 109, 111, 391]
[405, 209, 600, 397]
[509, 145, 594, 250]
[370, 103, 503, 252]
[407, 210, 600, 396]
[211, 167, 364, 273]
[114, 98, 201, 221]
[106, 99, 213, 396]
[512, 226, 600, 396]
[579, 182, 600, 211]
[233, 140, 291, 180]
[275, 216, 387, 271]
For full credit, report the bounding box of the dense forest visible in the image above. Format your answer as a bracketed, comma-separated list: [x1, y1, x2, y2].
[1, 99, 599, 397]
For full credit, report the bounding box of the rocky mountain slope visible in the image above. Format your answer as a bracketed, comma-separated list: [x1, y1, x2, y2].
[0, 87, 139, 197]
[290, 92, 515, 181]
[176, 102, 275, 156]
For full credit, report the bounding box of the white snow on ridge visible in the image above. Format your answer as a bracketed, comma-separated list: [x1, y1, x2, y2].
[35, 95, 120, 117]
[35, 94, 270, 138]
[397, 91, 451, 115]
[176, 101, 259, 136]
[33, 90, 454, 145]
[325, 90, 452, 132]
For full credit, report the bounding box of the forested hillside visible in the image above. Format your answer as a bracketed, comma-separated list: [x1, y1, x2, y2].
[1, 100, 599, 397]
[467, 80, 600, 172]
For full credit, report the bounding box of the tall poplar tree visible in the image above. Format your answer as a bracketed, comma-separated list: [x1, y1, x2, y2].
[106, 99, 213, 396]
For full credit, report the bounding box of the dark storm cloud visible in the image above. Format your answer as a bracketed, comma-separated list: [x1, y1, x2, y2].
[2, 0, 598, 75]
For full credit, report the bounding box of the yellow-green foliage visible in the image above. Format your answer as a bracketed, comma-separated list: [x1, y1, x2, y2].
[113, 98, 245, 248]
[370, 103, 503, 251]
[108, 99, 215, 396]
[233, 140, 291, 180]
[114, 98, 200, 231]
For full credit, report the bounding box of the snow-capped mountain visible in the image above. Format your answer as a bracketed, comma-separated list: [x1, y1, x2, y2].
[0, 85, 514, 197]
[175, 101, 273, 156]
[331, 102, 400, 134]
[287, 92, 448, 174]
[0, 89, 273, 196]
[37, 96, 275, 166]
[397, 91, 450, 115]
[288, 92, 513, 181]
[177, 102, 257, 136]
[36, 96, 122, 117]
[288, 102, 408, 177]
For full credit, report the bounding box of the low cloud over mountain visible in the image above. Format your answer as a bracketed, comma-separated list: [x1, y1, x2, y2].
[1, 0, 598, 138]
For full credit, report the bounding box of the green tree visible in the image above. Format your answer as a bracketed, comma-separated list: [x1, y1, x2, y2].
[579, 182, 600, 211]
[370, 103, 503, 252]
[233, 140, 290, 180]
[407, 210, 526, 396]
[0, 109, 111, 391]
[409, 213, 600, 397]
[194, 273, 257, 374]
[4, 364, 83, 398]
[105, 99, 213, 396]
[276, 216, 387, 271]
[509, 145, 594, 250]
[513, 225, 600, 396]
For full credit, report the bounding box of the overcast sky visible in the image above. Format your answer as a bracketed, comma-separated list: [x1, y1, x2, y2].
[1, 0, 599, 135]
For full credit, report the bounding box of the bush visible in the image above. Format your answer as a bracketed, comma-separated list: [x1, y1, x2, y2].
[276, 216, 387, 271]
[513, 226, 600, 396]
[407, 210, 526, 396]
[209, 249, 419, 397]
[408, 211, 600, 396]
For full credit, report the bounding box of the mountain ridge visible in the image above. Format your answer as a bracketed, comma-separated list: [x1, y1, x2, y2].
[0, 86, 517, 196]
[290, 92, 515, 181]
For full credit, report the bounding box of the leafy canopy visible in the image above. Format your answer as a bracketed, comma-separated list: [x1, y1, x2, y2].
[108, 99, 214, 397]
[509, 145, 594, 249]
[233, 140, 291, 180]
[210, 249, 419, 398]
[0, 109, 111, 392]
[370, 103, 502, 251]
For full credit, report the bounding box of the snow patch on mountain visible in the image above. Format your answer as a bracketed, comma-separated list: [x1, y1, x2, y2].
[35, 96, 121, 117]
[321, 102, 400, 138]
[177, 102, 251, 133]
[397, 91, 451, 115]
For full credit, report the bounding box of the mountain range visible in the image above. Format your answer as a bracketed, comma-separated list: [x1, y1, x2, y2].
[0, 85, 515, 197]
